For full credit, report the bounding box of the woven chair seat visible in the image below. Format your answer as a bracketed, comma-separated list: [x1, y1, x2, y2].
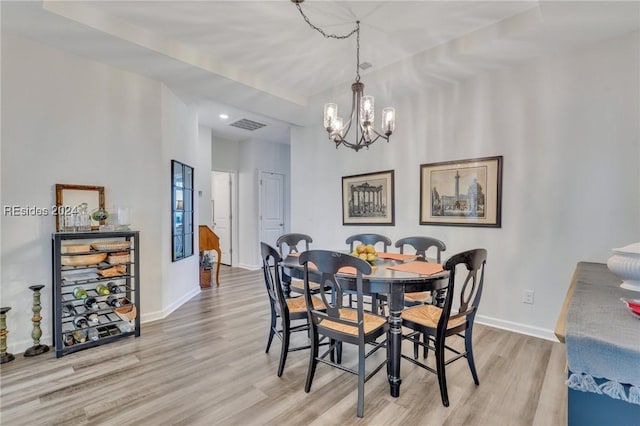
[404, 291, 430, 303]
[319, 308, 387, 335]
[401, 304, 465, 329]
[290, 279, 321, 292]
[286, 295, 326, 314]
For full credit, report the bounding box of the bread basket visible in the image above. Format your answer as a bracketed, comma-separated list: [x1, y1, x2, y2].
[91, 241, 131, 251]
[61, 253, 107, 266]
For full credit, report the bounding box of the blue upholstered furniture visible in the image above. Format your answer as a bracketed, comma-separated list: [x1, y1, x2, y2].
[556, 262, 640, 425]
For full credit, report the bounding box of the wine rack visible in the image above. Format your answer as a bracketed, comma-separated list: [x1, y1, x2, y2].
[52, 231, 140, 358]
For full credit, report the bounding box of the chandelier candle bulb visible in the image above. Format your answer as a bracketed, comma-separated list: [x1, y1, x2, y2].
[324, 103, 337, 129]
[361, 96, 374, 125]
[383, 108, 396, 134]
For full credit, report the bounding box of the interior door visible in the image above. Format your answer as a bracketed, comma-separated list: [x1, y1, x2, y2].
[212, 171, 232, 265]
[260, 171, 285, 248]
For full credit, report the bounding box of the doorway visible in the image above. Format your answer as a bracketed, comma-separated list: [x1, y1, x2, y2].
[211, 170, 235, 266]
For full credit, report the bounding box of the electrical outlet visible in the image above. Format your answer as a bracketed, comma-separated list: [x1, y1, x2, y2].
[522, 290, 535, 304]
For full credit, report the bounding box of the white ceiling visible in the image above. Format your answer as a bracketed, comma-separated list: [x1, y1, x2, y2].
[2, 1, 639, 143]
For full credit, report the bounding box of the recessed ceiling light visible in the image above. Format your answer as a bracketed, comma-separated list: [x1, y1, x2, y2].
[219, 114, 229, 119]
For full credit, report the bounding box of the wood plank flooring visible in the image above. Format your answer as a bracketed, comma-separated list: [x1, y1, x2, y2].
[0, 266, 567, 425]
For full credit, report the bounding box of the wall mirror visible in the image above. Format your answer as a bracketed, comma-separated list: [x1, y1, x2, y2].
[172, 160, 194, 261]
[55, 184, 105, 231]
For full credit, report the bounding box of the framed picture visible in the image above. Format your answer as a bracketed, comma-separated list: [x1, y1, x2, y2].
[342, 170, 395, 226]
[420, 156, 503, 227]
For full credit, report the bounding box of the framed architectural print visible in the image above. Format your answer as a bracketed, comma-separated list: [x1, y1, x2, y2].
[342, 170, 395, 226]
[420, 156, 503, 227]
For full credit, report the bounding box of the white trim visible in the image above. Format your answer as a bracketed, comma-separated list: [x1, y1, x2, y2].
[141, 287, 201, 324]
[476, 314, 558, 342]
[238, 262, 261, 271]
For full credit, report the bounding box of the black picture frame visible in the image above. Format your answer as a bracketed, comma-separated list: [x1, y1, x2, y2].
[420, 156, 503, 227]
[342, 170, 395, 226]
[172, 160, 194, 261]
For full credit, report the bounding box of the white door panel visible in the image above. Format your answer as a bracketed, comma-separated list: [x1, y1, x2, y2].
[212, 171, 232, 265]
[260, 172, 284, 249]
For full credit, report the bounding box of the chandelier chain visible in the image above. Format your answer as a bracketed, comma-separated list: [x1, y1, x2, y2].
[294, 2, 358, 40]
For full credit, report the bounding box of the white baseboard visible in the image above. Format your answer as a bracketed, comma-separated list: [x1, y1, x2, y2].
[476, 314, 559, 342]
[237, 262, 260, 271]
[140, 287, 201, 324]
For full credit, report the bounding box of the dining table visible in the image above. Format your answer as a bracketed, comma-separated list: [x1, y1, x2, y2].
[281, 251, 449, 398]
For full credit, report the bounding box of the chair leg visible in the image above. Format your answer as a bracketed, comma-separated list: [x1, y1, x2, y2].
[266, 310, 276, 353]
[435, 338, 449, 407]
[465, 330, 480, 385]
[305, 328, 319, 393]
[423, 333, 429, 359]
[337, 341, 343, 364]
[277, 321, 290, 377]
[357, 343, 365, 418]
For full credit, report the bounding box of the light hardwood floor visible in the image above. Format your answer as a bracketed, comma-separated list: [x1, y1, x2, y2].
[0, 266, 567, 425]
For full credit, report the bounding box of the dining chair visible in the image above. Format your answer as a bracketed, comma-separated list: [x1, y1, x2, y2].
[345, 233, 392, 314]
[395, 236, 447, 306]
[346, 233, 392, 253]
[260, 242, 326, 377]
[299, 249, 388, 418]
[400, 248, 487, 407]
[276, 233, 316, 295]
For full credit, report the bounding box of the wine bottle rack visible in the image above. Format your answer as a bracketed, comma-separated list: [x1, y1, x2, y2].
[52, 231, 140, 358]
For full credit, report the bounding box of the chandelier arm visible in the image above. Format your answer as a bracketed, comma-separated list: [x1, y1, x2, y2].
[368, 128, 391, 140]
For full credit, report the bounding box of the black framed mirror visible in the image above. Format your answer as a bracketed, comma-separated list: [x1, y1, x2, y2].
[172, 160, 194, 261]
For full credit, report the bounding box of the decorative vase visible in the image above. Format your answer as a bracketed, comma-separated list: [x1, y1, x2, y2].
[607, 242, 640, 292]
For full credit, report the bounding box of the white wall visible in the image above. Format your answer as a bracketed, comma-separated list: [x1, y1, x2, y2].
[197, 126, 213, 228]
[290, 31, 640, 339]
[1, 34, 200, 353]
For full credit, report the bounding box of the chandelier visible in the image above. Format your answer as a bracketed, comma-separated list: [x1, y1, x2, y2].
[292, 0, 396, 152]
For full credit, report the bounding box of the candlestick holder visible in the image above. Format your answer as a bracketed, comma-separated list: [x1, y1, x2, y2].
[24, 285, 49, 357]
[0, 307, 15, 363]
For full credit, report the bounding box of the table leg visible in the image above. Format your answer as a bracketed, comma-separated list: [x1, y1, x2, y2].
[387, 285, 404, 397]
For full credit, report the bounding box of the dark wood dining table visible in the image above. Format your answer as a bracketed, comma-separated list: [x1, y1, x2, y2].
[281, 252, 449, 398]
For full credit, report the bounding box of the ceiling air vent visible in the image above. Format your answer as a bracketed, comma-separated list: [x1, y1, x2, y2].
[229, 118, 267, 131]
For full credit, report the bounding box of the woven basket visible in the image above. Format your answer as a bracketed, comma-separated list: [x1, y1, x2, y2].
[115, 305, 137, 322]
[61, 244, 91, 254]
[98, 265, 127, 277]
[91, 241, 131, 251]
[61, 253, 107, 266]
[107, 252, 130, 265]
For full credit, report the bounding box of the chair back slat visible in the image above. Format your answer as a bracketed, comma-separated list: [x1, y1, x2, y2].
[276, 233, 312, 257]
[300, 250, 372, 332]
[346, 234, 392, 253]
[440, 249, 487, 333]
[395, 236, 446, 262]
[260, 242, 288, 319]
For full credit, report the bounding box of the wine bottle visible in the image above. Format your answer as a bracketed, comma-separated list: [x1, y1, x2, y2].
[96, 284, 110, 296]
[73, 316, 89, 329]
[62, 303, 77, 316]
[84, 297, 98, 310]
[106, 295, 121, 308]
[108, 282, 121, 294]
[87, 313, 99, 324]
[73, 329, 87, 344]
[87, 328, 99, 341]
[73, 287, 88, 300]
